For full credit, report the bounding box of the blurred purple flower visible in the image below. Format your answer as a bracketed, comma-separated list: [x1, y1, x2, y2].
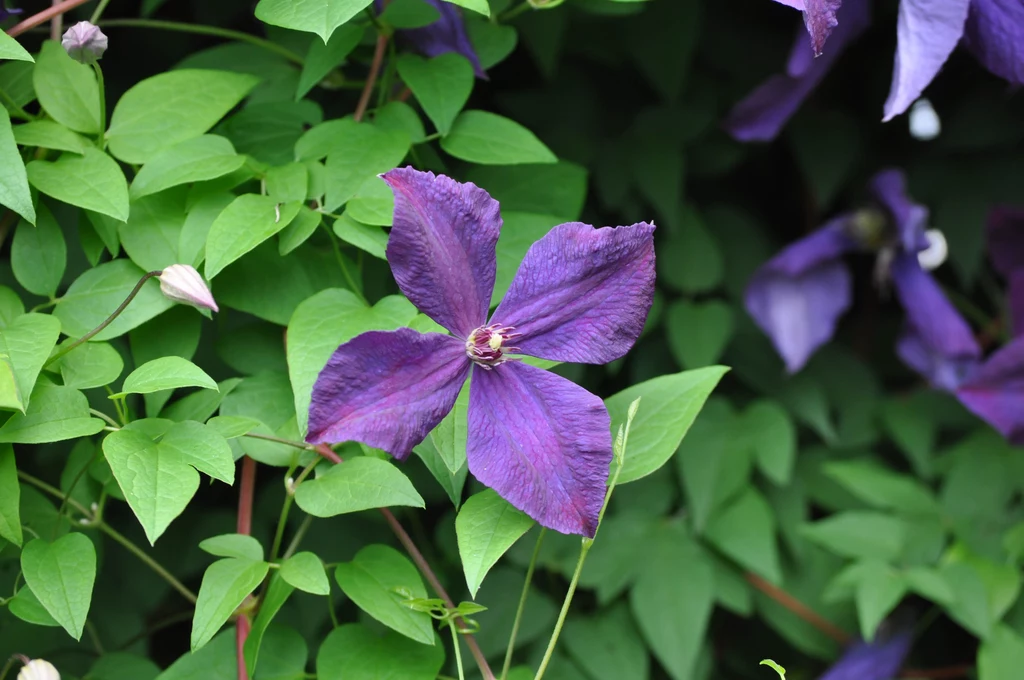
[375, 0, 486, 78]
[745, 169, 967, 373]
[0, 3, 22, 21]
[986, 206, 1024, 337]
[306, 167, 655, 536]
[817, 628, 913, 680]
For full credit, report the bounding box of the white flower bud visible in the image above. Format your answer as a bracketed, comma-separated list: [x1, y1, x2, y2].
[909, 98, 940, 141]
[917, 229, 948, 271]
[18, 658, 61, 680]
[158, 264, 219, 313]
[61, 22, 107, 64]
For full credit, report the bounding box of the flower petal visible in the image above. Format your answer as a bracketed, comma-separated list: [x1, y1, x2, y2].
[382, 167, 501, 337]
[467, 361, 611, 537]
[491, 222, 655, 364]
[896, 327, 978, 391]
[724, 0, 870, 142]
[889, 252, 980, 362]
[801, 0, 844, 56]
[985, 206, 1024, 278]
[377, 0, 487, 78]
[964, 0, 1024, 85]
[306, 328, 470, 459]
[868, 169, 928, 253]
[1011, 271, 1024, 337]
[744, 219, 857, 372]
[956, 336, 1024, 445]
[818, 629, 913, 680]
[882, 0, 971, 121]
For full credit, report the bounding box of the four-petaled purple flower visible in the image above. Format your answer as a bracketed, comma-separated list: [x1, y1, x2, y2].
[375, 0, 486, 78]
[817, 625, 913, 680]
[306, 167, 656, 536]
[746, 168, 977, 375]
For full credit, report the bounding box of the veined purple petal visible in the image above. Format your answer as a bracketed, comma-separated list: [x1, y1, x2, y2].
[817, 629, 913, 680]
[724, 0, 871, 142]
[491, 222, 656, 365]
[889, 252, 981, 362]
[745, 219, 858, 372]
[306, 328, 470, 459]
[882, 0, 971, 121]
[868, 169, 928, 253]
[964, 0, 1024, 84]
[1010, 271, 1024, 337]
[467, 361, 611, 537]
[956, 336, 1024, 445]
[382, 167, 500, 337]
[985, 206, 1024, 278]
[896, 327, 978, 391]
[376, 0, 486, 78]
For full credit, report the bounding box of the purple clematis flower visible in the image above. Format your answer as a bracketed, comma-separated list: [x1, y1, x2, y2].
[375, 0, 486, 78]
[745, 168, 972, 373]
[306, 167, 656, 536]
[986, 206, 1024, 337]
[0, 3, 22, 21]
[817, 627, 913, 680]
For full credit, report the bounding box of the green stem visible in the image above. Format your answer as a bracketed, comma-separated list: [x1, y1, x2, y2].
[533, 539, 589, 680]
[0, 86, 34, 121]
[89, 408, 120, 429]
[322, 222, 367, 304]
[281, 514, 313, 561]
[450, 621, 466, 680]
[242, 432, 310, 450]
[91, 61, 105, 145]
[0, 658, 14, 680]
[45, 271, 162, 367]
[268, 458, 319, 562]
[499, 1, 532, 21]
[501, 528, 545, 680]
[89, 0, 113, 23]
[98, 19, 305, 65]
[16, 470, 198, 604]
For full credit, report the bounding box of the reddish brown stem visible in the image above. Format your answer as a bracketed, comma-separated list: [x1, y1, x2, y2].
[6, 0, 90, 37]
[235, 456, 257, 680]
[314, 445, 496, 680]
[745, 573, 852, 645]
[354, 33, 388, 122]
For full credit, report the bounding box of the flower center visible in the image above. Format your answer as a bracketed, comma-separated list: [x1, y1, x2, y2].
[466, 324, 521, 369]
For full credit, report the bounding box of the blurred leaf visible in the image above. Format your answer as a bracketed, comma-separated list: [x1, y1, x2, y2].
[823, 460, 940, 516]
[979, 625, 1024, 680]
[665, 299, 734, 369]
[456, 488, 534, 597]
[157, 630, 236, 679]
[0, 445, 19, 545]
[741, 400, 796, 485]
[801, 512, 908, 562]
[316, 624, 444, 680]
[20, 533, 97, 640]
[88, 653, 161, 680]
[563, 603, 648, 680]
[705, 488, 782, 584]
[0, 32, 32, 62]
[658, 206, 723, 294]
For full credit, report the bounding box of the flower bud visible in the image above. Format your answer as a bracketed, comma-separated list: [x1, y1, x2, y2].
[158, 264, 219, 313]
[17, 658, 61, 680]
[61, 21, 108, 64]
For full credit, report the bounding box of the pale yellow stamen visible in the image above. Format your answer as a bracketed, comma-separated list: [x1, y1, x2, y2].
[488, 333, 503, 351]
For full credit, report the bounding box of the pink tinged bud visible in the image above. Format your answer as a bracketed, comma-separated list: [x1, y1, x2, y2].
[61, 21, 108, 64]
[158, 264, 219, 313]
[18, 659, 61, 680]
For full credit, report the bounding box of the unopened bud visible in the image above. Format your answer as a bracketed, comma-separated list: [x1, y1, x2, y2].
[917, 229, 948, 271]
[61, 22, 107, 64]
[158, 264, 219, 313]
[17, 658, 61, 680]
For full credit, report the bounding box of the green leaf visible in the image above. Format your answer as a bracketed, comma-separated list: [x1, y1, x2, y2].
[801, 512, 908, 562]
[443, 0, 489, 16]
[204, 194, 301, 278]
[107, 70, 259, 164]
[0, 32, 33, 62]
[88, 653, 161, 680]
[492, 212, 559, 304]
[853, 561, 907, 641]
[20, 533, 97, 640]
[130, 135, 246, 200]
[563, 603, 648, 680]
[242, 574, 294, 677]
[118, 356, 218, 397]
[396, 53, 473, 135]
[467, 161, 588, 221]
[103, 421, 234, 543]
[317, 624, 445, 680]
[278, 206, 322, 256]
[8, 584, 61, 627]
[466, 17, 517, 70]
[0, 312, 61, 412]
[296, 24, 365, 100]
[265, 162, 309, 203]
[630, 525, 713, 680]
[605, 366, 728, 484]
[12, 203, 65, 297]
[658, 206, 723, 294]
[440, 110, 557, 165]
[286, 289, 416, 434]
[334, 544, 435, 645]
[294, 456, 424, 517]
[429, 384, 468, 473]
[823, 460, 940, 516]
[0, 108, 35, 224]
[980, 625, 1024, 680]
[345, 177, 394, 225]
[904, 567, 954, 605]
[0, 383, 104, 444]
[0, 445, 21, 545]
[665, 299, 733, 369]
[158, 630, 236, 680]
[322, 122, 410, 211]
[332, 212, 388, 258]
[412, 434, 468, 508]
[742, 400, 796, 485]
[380, 0, 440, 28]
[33, 41, 101, 134]
[456, 488, 534, 597]
[705, 488, 782, 584]
[199, 533, 264, 561]
[13, 120, 90, 154]
[280, 551, 330, 595]
[120, 189, 186, 271]
[255, 0, 375, 43]
[191, 557, 270, 651]
[56, 340, 124, 390]
[27, 148, 130, 222]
